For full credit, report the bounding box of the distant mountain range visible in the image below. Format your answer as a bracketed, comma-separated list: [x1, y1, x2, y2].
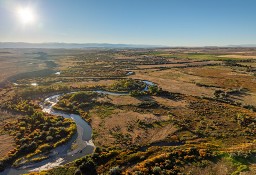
[0, 42, 165, 49]
[0, 42, 256, 49]
[226, 44, 256, 47]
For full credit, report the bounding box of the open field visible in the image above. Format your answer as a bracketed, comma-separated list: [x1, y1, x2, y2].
[130, 69, 215, 97]
[0, 134, 16, 158]
[0, 47, 256, 174]
[217, 55, 256, 59]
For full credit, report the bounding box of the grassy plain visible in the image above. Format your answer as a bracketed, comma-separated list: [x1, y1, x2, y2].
[0, 47, 256, 174]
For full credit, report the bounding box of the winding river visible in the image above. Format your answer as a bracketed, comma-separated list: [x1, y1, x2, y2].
[2, 95, 95, 175]
[1, 80, 154, 175]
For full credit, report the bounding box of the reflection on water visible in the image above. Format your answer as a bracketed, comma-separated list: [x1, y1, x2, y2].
[31, 83, 38, 86]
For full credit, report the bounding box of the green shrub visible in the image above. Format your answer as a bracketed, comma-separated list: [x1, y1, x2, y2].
[152, 166, 162, 174]
[109, 166, 122, 175]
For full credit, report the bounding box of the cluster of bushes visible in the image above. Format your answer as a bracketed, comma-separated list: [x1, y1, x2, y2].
[14, 83, 105, 99]
[243, 104, 256, 112]
[110, 79, 146, 92]
[175, 99, 256, 138]
[16, 84, 71, 98]
[224, 59, 256, 73]
[62, 64, 127, 78]
[130, 85, 163, 96]
[0, 100, 76, 170]
[235, 113, 256, 130]
[65, 146, 213, 175]
[3, 113, 75, 161]
[1, 98, 39, 115]
[131, 147, 212, 174]
[222, 150, 256, 175]
[53, 91, 99, 113]
[224, 60, 239, 66]
[73, 147, 119, 175]
[137, 101, 159, 108]
[214, 88, 248, 100]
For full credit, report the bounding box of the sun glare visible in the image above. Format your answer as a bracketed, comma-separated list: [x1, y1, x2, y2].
[17, 7, 35, 24]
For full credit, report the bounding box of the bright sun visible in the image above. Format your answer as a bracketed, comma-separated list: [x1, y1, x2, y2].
[17, 7, 35, 24]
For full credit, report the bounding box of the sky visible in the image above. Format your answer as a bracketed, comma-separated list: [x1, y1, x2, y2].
[0, 0, 256, 46]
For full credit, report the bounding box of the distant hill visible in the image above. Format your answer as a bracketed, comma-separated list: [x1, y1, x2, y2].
[1, 42, 255, 49]
[0, 42, 165, 49]
[226, 44, 256, 47]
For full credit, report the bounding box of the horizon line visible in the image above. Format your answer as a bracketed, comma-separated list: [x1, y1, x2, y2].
[1, 42, 256, 48]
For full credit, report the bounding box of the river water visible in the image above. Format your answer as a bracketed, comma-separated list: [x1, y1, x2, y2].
[1, 80, 155, 175]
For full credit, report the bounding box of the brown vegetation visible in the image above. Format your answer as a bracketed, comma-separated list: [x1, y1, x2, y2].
[1, 47, 256, 174]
